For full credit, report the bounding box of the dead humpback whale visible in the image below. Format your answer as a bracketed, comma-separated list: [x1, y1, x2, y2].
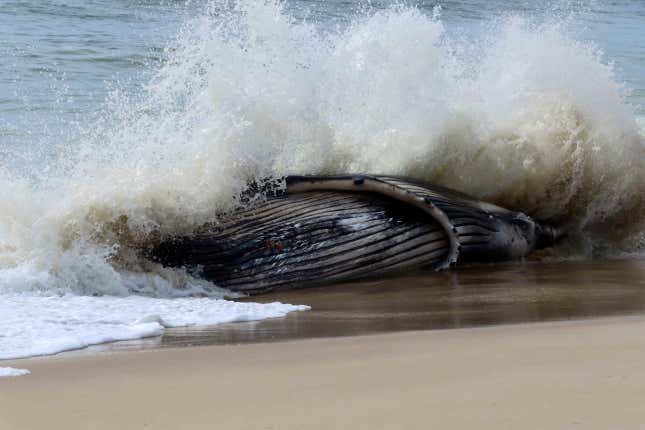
[152, 175, 558, 294]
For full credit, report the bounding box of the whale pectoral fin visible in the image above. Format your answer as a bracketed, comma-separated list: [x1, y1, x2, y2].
[285, 174, 534, 264]
[285, 175, 462, 269]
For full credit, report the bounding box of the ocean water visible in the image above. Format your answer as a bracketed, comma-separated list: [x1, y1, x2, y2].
[1, 0, 644, 367]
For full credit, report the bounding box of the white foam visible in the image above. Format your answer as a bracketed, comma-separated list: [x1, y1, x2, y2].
[637, 116, 645, 136]
[0, 295, 308, 360]
[0, 367, 30, 377]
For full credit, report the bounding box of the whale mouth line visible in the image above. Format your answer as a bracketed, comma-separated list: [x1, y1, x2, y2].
[151, 174, 559, 295]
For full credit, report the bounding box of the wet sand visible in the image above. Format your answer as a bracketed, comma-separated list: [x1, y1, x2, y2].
[3, 315, 645, 430]
[93, 259, 645, 352]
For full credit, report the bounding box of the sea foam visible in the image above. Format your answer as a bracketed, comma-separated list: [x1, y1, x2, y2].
[0, 295, 308, 360]
[0, 367, 30, 378]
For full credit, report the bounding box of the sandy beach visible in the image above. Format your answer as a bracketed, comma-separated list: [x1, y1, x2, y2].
[3, 315, 645, 430]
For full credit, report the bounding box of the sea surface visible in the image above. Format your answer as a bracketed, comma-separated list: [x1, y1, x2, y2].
[1, 0, 645, 371]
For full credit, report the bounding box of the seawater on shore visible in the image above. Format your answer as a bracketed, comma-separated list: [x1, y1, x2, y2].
[2, 258, 644, 365]
[63, 258, 645, 354]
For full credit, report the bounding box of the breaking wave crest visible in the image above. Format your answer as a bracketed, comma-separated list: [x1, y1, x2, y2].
[1, 0, 644, 296]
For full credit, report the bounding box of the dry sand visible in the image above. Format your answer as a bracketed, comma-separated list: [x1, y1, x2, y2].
[3, 316, 645, 430]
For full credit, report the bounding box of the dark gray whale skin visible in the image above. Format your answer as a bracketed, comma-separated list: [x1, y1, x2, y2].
[152, 175, 558, 294]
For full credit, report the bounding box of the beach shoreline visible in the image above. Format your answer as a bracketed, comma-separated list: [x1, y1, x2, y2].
[3, 315, 645, 430]
[2, 1, 645, 429]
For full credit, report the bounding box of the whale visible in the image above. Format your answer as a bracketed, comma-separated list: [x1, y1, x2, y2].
[152, 175, 559, 294]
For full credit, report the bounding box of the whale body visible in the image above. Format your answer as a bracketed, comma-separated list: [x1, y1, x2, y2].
[152, 175, 558, 294]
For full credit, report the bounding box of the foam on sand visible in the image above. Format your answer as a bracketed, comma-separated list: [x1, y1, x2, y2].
[0, 295, 308, 361]
[0, 367, 30, 377]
